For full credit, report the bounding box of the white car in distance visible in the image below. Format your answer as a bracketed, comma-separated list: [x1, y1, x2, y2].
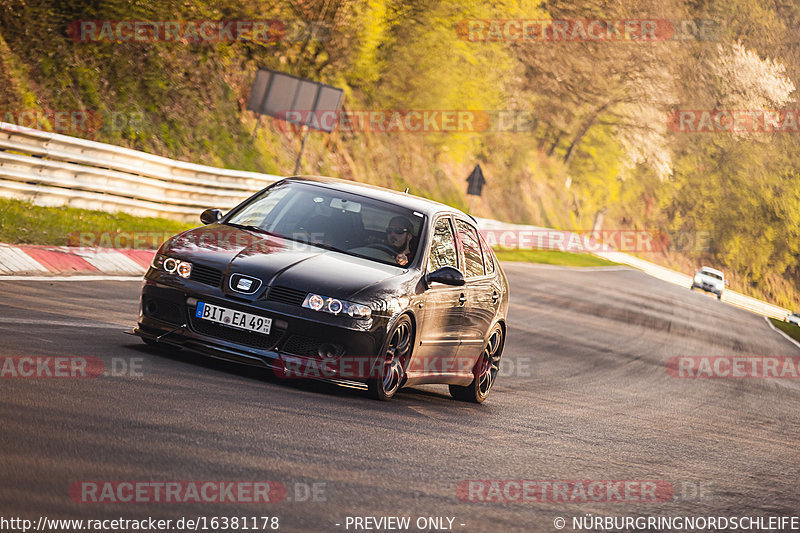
[690, 266, 727, 300]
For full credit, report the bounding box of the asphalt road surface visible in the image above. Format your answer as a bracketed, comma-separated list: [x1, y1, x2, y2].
[1, 263, 799, 532]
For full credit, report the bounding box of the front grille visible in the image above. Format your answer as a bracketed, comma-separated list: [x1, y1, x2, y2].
[189, 316, 281, 349]
[266, 286, 307, 306]
[190, 264, 223, 287]
[143, 297, 184, 325]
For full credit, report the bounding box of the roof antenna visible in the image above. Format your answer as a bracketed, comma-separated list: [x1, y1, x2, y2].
[403, 187, 409, 194]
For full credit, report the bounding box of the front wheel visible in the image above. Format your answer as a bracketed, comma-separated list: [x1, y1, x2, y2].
[450, 325, 504, 403]
[368, 315, 413, 400]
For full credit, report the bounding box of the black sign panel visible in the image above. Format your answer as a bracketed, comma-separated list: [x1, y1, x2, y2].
[466, 164, 486, 196]
[246, 68, 343, 133]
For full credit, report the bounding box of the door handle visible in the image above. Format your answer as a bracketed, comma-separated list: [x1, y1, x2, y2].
[458, 293, 467, 305]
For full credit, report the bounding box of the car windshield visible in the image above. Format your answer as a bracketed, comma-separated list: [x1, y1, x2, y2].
[225, 182, 425, 267]
[701, 270, 723, 280]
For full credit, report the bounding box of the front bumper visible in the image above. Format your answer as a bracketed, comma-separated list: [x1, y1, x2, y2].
[135, 280, 385, 380]
[692, 281, 722, 295]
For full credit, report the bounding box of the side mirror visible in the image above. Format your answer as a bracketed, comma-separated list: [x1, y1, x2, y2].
[426, 266, 465, 286]
[200, 208, 223, 225]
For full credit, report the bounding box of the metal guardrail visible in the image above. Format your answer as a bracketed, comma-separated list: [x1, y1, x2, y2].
[475, 218, 791, 321]
[0, 122, 279, 220]
[0, 122, 791, 321]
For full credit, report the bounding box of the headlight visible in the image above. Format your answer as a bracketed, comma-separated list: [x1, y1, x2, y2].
[177, 262, 192, 278]
[302, 293, 371, 319]
[152, 254, 192, 278]
[151, 254, 165, 270]
[164, 257, 179, 273]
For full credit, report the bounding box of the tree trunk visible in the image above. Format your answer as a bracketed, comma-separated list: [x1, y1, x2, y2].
[563, 101, 613, 166]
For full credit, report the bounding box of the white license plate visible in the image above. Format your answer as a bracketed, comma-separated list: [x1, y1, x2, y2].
[195, 302, 272, 334]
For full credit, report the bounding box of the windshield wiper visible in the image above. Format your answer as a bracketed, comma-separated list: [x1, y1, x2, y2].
[224, 222, 280, 237]
[303, 241, 350, 255]
[225, 224, 350, 255]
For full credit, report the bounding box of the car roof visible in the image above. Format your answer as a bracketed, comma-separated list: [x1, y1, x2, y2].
[699, 266, 724, 276]
[283, 175, 470, 219]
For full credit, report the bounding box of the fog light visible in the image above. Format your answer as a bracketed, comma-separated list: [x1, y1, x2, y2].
[144, 299, 158, 316]
[318, 343, 342, 359]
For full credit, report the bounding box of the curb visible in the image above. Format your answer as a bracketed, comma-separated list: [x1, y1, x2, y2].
[763, 316, 800, 352]
[0, 243, 153, 276]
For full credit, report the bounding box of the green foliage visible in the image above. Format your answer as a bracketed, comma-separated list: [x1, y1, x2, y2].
[493, 248, 621, 268]
[0, 198, 194, 246]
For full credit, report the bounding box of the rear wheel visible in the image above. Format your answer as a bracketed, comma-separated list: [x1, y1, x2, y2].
[449, 325, 504, 403]
[368, 315, 413, 400]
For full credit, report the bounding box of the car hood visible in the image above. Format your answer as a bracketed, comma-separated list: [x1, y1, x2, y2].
[162, 224, 406, 300]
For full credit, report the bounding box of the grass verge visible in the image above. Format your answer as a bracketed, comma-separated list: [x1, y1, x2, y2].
[493, 248, 621, 267]
[0, 198, 195, 247]
[769, 317, 800, 344]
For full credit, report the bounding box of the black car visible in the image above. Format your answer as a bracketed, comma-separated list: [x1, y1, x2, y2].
[133, 176, 510, 402]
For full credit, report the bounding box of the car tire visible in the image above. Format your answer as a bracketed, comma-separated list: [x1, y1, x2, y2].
[368, 315, 413, 401]
[449, 325, 504, 404]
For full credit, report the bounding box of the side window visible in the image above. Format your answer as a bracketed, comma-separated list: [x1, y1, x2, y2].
[479, 232, 495, 275]
[455, 219, 485, 278]
[428, 218, 458, 273]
